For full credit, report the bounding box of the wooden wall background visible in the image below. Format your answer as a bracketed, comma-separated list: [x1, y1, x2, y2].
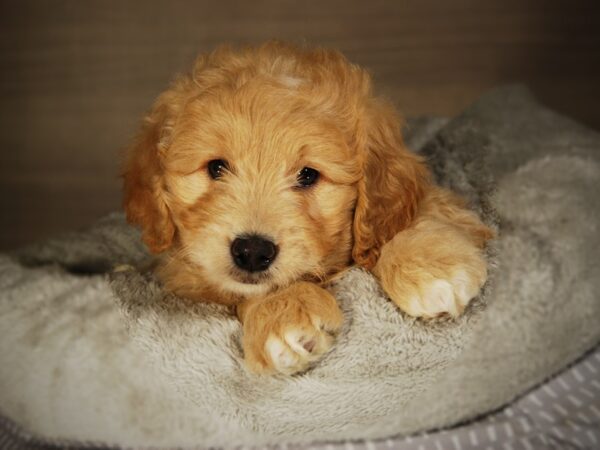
[1, 0, 599, 250]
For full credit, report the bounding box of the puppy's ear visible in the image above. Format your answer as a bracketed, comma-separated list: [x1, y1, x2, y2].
[122, 78, 193, 253]
[352, 100, 430, 269]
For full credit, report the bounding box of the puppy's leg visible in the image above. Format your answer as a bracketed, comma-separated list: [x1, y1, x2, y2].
[373, 189, 494, 318]
[238, 282, 344, 375]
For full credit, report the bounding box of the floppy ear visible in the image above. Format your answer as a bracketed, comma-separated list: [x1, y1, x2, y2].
[122, 78, 193, 254]
[352, 100, 431, 269]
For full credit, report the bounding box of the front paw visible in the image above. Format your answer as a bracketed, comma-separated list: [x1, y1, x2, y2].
[402, 267, 487, 318]
[374, 224, 489, 318]
[242, 282, 343, 375]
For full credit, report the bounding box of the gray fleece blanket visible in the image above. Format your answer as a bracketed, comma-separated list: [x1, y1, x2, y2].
[0, 86, 599, 449]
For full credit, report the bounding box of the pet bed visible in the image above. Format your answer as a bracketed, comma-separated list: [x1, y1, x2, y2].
[0, 86, 599, 448]
[2, 346, 599, 449]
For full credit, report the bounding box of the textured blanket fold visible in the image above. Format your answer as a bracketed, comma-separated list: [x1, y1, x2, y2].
[1, 86, 599, 449]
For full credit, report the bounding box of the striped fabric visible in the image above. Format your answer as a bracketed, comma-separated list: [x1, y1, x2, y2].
[1, 346, 599, 450]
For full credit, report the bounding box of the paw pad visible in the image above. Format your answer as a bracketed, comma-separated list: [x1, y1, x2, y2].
[301, 338, 316, 353]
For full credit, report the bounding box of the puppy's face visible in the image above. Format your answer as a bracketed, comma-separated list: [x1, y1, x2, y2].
[123, 43, 428, 302]
[163, 81, 360, 296]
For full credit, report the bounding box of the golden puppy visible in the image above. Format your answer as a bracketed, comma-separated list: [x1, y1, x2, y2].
[123, 41, 494, 375]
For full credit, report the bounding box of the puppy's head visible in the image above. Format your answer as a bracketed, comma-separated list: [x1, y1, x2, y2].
[123, 42, 429, 301]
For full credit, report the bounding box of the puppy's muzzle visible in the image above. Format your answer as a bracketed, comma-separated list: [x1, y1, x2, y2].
[231, 234, 278, 273]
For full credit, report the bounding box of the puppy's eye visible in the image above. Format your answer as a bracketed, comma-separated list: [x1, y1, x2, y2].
[296, 167, 320, 187]
[207, 159, 229, 179]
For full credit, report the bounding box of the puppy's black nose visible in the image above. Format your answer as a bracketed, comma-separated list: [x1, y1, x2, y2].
[230, 235, 278, 273]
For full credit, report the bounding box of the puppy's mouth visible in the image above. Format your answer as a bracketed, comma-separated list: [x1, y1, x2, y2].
[228, 269, 272, 285]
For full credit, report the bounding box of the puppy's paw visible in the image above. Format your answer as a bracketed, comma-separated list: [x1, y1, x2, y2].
[263, 320, 336, 374]
[374, 221, 489, 319]
[401, 267, 486, 318]
[242, 282, 343, 375]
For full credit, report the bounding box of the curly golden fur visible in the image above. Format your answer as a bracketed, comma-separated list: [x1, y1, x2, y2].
[123, 42, 494, 374]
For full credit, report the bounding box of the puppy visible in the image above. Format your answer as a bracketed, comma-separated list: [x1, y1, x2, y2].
[123, 41, 494, 375]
